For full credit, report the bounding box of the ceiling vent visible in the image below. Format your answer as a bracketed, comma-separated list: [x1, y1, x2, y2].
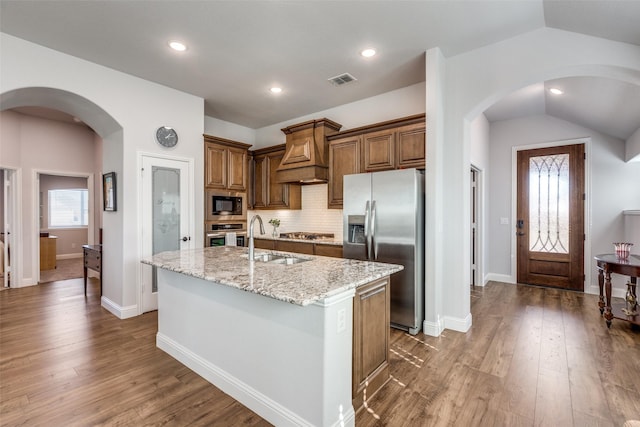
[328, 73, 357, 86]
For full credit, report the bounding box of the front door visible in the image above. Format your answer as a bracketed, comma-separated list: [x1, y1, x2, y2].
[517, 144, 585, 291]
[141, 155, 192, 312]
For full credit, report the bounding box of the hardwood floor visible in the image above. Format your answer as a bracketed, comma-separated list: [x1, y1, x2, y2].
[1, 280, 639, 426]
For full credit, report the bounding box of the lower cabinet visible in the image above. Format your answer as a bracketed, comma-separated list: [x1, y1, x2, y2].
[352, 277, 390, 412]
[254, 239, 275, 250]
[254, 239, 342, 257]
[275, 240, 314, 255]
[314, 243, 343, 258]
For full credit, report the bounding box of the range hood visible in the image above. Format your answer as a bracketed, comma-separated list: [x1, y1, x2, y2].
[276, 118, 342, 184]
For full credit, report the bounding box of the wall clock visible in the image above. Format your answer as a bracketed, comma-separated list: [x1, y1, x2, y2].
[156, 126, 178, 147]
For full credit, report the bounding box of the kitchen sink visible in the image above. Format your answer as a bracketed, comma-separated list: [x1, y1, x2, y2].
[252, 253, 310, 265]
[269, 256, 310, 265]
[253, 253, 285, 262]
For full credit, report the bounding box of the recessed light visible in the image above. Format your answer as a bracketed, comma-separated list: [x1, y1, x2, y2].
[549, 88, 563, 95]
[169, 41, 187, 51]
[270, 87, 282, 94]
[361, 48, 376, 58]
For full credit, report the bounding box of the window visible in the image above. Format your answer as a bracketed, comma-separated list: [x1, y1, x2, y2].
[49, 189, 89, 227]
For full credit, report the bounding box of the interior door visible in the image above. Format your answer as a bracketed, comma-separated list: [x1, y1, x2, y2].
[141, 155, 191, 312]
[517, 144, 585, 290]
[2, 169, 11, 287]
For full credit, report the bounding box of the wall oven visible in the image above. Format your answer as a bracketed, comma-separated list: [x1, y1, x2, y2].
[205, 223, 247, 247]
[206, 190, 246, 222]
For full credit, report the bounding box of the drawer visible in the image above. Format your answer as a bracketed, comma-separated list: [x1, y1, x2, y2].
[84, 251, 101, 270]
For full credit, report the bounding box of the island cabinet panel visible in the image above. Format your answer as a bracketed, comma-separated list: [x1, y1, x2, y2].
[352, 277, 390, 413]
[314, 243, 343, 258]
[363, 129, 395, 172]
[275, 240, 314, 255]
[204, 135, 251, 191]
[250, 145, 301, 210]
[328, 136, 362, 209]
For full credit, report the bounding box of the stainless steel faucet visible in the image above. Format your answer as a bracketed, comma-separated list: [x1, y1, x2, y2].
[248, 214, 265, 261]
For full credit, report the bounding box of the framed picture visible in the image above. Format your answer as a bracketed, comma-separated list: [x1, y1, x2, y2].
[103, 172, 117, 212]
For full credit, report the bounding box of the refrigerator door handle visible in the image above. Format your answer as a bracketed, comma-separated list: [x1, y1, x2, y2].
[371, 200, 377, 260]
[364, 200, 371, 260]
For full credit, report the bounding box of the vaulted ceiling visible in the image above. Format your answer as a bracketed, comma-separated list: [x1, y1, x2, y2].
[1, 1, 639, 139]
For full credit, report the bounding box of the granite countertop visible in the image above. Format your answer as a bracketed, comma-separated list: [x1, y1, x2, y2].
[142, 246, 402, 306]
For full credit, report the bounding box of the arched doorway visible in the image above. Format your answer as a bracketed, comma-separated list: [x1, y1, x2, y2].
[0, 87, 122, 293]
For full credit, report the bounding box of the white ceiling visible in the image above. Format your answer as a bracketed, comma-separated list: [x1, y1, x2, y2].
[1, 1, 639, 139]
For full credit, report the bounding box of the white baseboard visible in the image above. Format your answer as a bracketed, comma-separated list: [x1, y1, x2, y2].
[484, 273, 515, 284]
[156, 333, 347, 427]
[100, 296, 138, 319]
[443, 313, 472, 333]
[423, 318, 444, 337]
[56, 253, 83, 260]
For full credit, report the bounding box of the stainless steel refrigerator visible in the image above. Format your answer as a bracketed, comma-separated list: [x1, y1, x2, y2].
[343, 168, 424, 335]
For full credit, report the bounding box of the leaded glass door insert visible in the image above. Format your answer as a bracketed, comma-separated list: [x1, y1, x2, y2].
[529, 154, 569, 254]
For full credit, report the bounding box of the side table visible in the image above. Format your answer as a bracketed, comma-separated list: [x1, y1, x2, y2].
[83, 244, 102, 296]
[594, 254, 640, 328]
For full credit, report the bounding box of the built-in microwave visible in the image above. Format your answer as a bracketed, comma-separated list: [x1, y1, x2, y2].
[206, 190, 246, 221]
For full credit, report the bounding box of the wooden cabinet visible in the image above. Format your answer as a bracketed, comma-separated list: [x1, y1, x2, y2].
[396, 122, 426, 169]
[39, 236, 57, 270]
[363, 129, 395, 172]
[250, 145, 301, 210]
[314, 243, 343, 258]
[363, 121, 425, 172]
[275, 240, 314, 255]
[204, 135, 251, 191]
[254, 239, 275, 250]
[327, 114, 425, 208]
[328, 135, 362, 209]
[352, 277, 390, 412]
[254, 239, 342, 257]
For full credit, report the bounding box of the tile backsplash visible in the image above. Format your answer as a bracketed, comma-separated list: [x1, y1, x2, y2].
[248, 184, 343, 240]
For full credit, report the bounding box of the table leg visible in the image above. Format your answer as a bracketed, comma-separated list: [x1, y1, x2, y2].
[604, 268, 613, 328]
[83, 266, 88, 296]
[598, 266, 605, 315]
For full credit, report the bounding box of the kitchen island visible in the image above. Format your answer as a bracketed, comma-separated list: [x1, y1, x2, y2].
[142, 246, 403, 427]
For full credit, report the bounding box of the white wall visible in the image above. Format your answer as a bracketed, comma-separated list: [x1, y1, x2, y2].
[487, 114, 640, 295]
[204, 116, 256, 146]
[0, 33, 204, 318]
[627, 127, 640, 162]
[469, 113, 490, 288]
[253, 82, 426, 149]
[426, 27, 640, 335]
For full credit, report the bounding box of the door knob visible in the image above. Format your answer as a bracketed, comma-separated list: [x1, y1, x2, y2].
[181, 236, 191, 242]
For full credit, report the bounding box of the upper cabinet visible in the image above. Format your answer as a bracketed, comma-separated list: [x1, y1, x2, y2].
[204, 135, 251, 192]
[250, 145, 301, 210]
[327, 114, 425, 209]
[328, 135, 362, 209]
